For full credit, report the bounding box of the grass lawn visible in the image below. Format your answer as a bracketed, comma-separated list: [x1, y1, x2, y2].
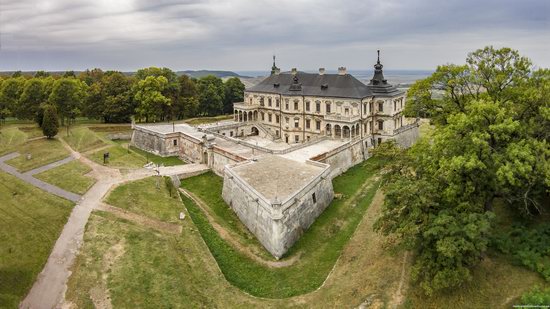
[5, 138, 70, 172]
[182, 115, 233, 126]
[105, 176, 183, 224]
[180, 158, 384, 298]
[34, 160, 96, 195]
[0, 127, 28, 155]
[129, 146, 184, 166]
[63, 127, 107, 152]
[88, 144, 146, 169]
[0, 171, 74, 307]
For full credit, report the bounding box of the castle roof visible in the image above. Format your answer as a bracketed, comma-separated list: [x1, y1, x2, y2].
[248, 51, 402, 99]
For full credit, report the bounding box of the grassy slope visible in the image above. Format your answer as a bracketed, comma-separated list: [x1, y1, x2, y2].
[105, 176, 184, 224]
[5, 138, 70, 172]
[0, 172, 73, 307]
[34, 160, 96, 195]
[0, 127, 28, 155]
[181, 158, 383, 298]
[63, 127, 107, 152]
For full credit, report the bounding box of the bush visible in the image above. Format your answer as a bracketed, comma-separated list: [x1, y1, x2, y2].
[41, 104, 59, 138]
[520, 285, 550, 306]
[164, 176, 177, 197]
[492, 224, 550, 281]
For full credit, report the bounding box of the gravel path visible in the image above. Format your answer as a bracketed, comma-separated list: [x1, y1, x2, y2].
[0, 153, 81, 202]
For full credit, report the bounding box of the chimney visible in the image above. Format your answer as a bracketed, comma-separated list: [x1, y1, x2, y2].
[338, 67, 347, 75]
[291, 68, 297, 75]
[274, 68, 281, 75]
[319, 68, 325, 75]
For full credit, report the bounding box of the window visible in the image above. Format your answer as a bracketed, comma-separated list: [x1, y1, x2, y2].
[306, 101, 310, 111]
[316, 120, 321, 130]
[326, 103, 331, 113]
[345, 108, 349, 115]
[294, 101, 299, 110]
[316, 102, 321, 112]
[393, 100, 396, 111]
[369, 102, 373, 113]
[294, 119, 299, 128]
[378, 102, 384, 112]
[276, 130, 279, 137]
[268, 97, 272, 107]
[285, 102, 289, 110]
[173, 139, 178, 146]
[378, 137, 382, 145]
[249, 98, 252, 104]
[307, 135, 310, 141]
[285, 117, 289, 124]
[306, 119, 311, 129]
[276, 115, 280, 123]
[363, 103, 367, 114]
[261, 112, 265, 121]
[294, 135, 299, 142]
[276, 98, 280, 107]
[260, 97, 264, 106]
[268, 114, 272, 122]
[230, 131, 233, 137]
[312, 193, 317, 203]
[378, 120, 384, 130]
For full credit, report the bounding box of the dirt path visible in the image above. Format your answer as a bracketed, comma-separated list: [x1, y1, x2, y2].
[99, 203, 182, 235]
[19, 139, 155, 309]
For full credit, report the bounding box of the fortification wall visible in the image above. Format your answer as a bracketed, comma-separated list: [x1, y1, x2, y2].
[131, 128, 179, 157]
[222, 160, 333, 258]
[312, 139, 368, 179]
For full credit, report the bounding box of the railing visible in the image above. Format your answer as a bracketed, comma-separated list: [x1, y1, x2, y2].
[324, 114, 361, 123]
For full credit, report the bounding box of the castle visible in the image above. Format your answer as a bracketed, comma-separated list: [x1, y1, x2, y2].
[131, 52, 419, 258]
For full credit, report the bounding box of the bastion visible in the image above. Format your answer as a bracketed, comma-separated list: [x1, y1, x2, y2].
[222, 155, 333, 258]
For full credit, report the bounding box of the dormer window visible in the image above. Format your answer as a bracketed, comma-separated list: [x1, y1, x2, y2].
[321, 84, 328, 89]
[274, 83, 280, 87]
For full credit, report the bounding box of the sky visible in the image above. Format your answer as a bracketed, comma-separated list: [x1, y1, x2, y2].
[0, 0, 548, 72]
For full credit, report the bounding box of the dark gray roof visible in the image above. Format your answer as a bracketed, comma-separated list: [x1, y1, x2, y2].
[247, 71, 402, 99]
[366, 50, 401, 96]
[247, 71, 375, 99]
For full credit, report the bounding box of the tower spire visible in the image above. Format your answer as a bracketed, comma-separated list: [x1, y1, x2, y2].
[271, 54, 279, 75]
[369, 50, 386, 86]
[377, 49, 380, 64]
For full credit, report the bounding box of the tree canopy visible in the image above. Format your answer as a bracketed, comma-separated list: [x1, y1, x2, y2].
[374, 46, 549, 295]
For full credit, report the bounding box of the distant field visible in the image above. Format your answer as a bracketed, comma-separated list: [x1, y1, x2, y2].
[0, 171, 74, 307]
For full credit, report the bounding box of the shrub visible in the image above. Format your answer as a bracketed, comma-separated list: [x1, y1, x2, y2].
[520, 285, 550, 306]
[42, 104, 59, 138]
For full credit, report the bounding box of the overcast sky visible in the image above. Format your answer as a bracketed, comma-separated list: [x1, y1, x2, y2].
[0, 0, 548, 72]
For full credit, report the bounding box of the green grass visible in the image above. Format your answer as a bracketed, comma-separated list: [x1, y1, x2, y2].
[63, 127, 107, 152]
[105, 176, 184, 224]
[180, 158, 384, 298]
[89, 144, 146, 169]
[129, 146, 184, 166]
[34, 160, 96, 195]
[0, 171, 74, 307]
[5, 138, 71, 172]
[182, 115, 232, 125]
[0, 127, 28, 155]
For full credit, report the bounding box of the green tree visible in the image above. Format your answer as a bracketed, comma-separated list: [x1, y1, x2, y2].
[48, 78, 87, 131]
[197, 75, 225, 116]
[78, 68, 104, 86]
[374, 46, 550, 295]
[18, 78, 46, 121]
[0, 77, 25, 122]
[133, 76, 171, 122]
[34, 71, 50, 78]
[223, 77, 244, 114]
[101, 72, 135, 123]
[63, 71, 76, 78]
[41, 104, 59, 138]
[135, 67, 178, 120]
[174, 75, 199, 119]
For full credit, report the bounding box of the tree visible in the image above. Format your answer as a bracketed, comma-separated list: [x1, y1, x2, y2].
[135, 67, 178, 120]
[133, 76, 171, 122]
[41, 104, 59, 138]
[0, 77, 25, 122]
[63, 71, 76, 78]
[101, 72, 135, 123]
[78, 68, 104, 86]
[223, 77, 244, 114]
[48, 78, 87, 132]
[174, 75, 199, 119]
[34, 71, 50, 78]
[374, 46, 550, 295]
[197, 75, 225, 116]
[18, 78, 46, 121]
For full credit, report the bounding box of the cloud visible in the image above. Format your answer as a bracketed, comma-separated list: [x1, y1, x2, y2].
[0, 0, 548, 70]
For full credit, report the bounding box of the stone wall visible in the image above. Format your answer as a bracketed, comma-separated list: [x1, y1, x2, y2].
[131, 128, 179, 157]
[222, 160, 333, 258]
[312, 138, 368, 178]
